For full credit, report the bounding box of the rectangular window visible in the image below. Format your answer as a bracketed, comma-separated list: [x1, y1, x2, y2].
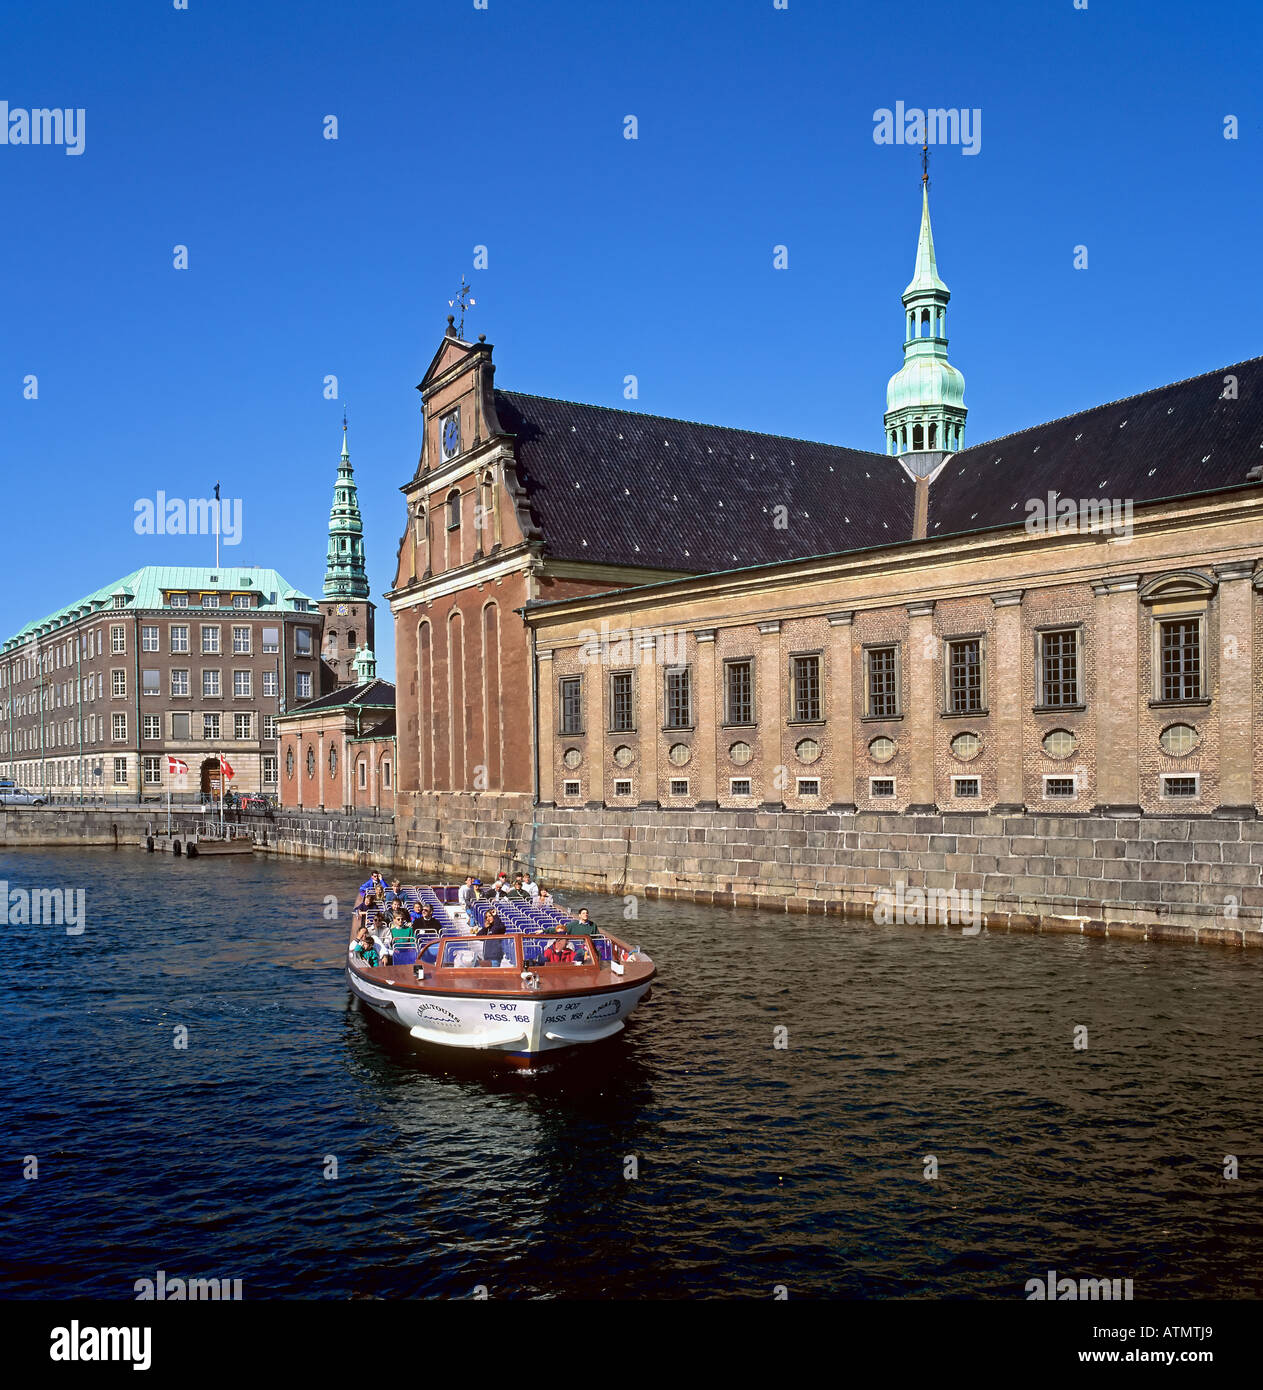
[262, 755, 277, 785]
[142, 714, 161, 740]
[559, 677, 583, 734]
[203, 714, 220, 740]
[262, 715, 277, 739]
[562, 779, 581, 798]
[170, 625, 189, 653]
[729, 777, 753, 798]
[1039, 630, 1079, 707]
[381, 761, 391, 789]
[952, 776, 981, 798]
[1043, 775, 1077, 799]
[613, 779, 633, 798]
[295, 672, 312, 700]
[262, 671, 279, 698]
[112, 669, 126, 697]
[725, 659, 754, 724]
[233, 594, 252, 609]
[668, 777, 690, 797]
[113, 757, 128, 785]
[609, 672, 634, 732]
[1161, 774, 1199, 798]
[112, 713, 127, 741]
[357, 759, 367, 790]
[201, 626, 220, 654]
[203, 669, 221, 698]
[232, 626, 251, 654]
[141, 626, 159, 652]
[791, 655, 822, 722]
[796, 777, 821, 797]
[261, 627, 280, 654]
[866, 646, 899, 718]
[1160, 620, 1201, 701]
[665, 667, 692, 729]
[171, 669, 189, 698]
[142, 669, 160, 696]
[169, 593, 188, 608]
[233, 670, 252, 698]
[111, 625, 126, 653]
[870, 777, 896, 798]
[295, 628, 313, 656]
[203, 593, 220, 609]
[947, 638, 983, 714]
[142, 755, 161, 786]
[171, 712, 190, 740]
[234, 713, 252, 740]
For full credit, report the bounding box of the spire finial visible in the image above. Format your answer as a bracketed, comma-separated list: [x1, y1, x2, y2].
[340, 406, 349, 460]
[921, 138, 929, 190]
[447, 275, 476, 338]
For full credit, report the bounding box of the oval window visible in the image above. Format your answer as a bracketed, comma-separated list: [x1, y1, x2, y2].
[563, 747, 582, 769]
[669, 743, 691, 766]
[729, 741, 753, 765]
[1042, 729, 1076, 759]
[950, 732, 981, 761]
[869, 736, 896, 763]
[613, 744, 634, 767]
[795, 737, 821, 764]
[1159, 723, 1198, 756]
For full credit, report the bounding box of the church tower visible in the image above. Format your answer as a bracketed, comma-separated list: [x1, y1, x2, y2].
[319, 418, 375, 690]
[884, 171, 967, 476]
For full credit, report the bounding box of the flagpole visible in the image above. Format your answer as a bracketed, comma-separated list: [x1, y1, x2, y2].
[214, 480, 221, 571]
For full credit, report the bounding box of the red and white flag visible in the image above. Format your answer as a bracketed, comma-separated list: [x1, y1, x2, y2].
[219, 755, 235, 781]
[167, 756, 189, 776]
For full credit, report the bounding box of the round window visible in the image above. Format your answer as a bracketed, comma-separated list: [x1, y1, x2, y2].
[285, 748, 294, 779]
[795, 737, 821, 764]
[950, 732, 981, 761]
[563, 747, 582, 769]
[1159, 723, 1199, 756]
[613, 744, 634, 767]
[305, 747, 315, 778]
[869, 736, 896, 763]
[1042, 729, 1076, 759]
[669, 743, 692, 766]
[729, 741, 753, 765]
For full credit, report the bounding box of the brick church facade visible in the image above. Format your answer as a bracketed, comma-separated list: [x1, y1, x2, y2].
[385, 184, 1263, 934]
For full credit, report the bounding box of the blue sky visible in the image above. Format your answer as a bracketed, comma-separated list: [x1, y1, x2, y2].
[2, 0, 1259, 674]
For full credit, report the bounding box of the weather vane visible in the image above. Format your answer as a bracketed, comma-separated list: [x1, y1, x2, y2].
[448, 275, 476, 337]
[921, 138, 930, 189]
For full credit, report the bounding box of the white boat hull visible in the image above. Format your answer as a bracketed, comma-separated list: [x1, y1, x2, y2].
[347, 966, 652, 1060]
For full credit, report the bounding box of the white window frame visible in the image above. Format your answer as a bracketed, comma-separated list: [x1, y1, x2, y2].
[796, 777, 822, 797]
[561, 779, 581, 798]
[1042, 773, 1078, 799]
[869, 776, 897, 798]
[952, 775, 982, 798]
[612, 778, 633, 798]
[729, 777, 754, 798]
[1160, 772, 1201, 799]
[668, 777, 690, 798]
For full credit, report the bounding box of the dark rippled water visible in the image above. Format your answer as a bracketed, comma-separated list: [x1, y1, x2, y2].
[0, 846, 1260, 1300]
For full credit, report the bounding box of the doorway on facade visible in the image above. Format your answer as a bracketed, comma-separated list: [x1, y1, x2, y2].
[200, 757, 222, 798]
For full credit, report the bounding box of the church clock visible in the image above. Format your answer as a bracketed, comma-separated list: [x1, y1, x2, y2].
[441, 413, 460, 461]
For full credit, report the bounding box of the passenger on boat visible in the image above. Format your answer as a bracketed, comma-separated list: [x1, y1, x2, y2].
[543, 935, 574, 964]
[356, 870, 387, 908]
[412, 903, 437, 927]
[351, 926, 381, 968]
[566, 908, 596, 930]
[539, 888, 554, 907]
[521, 874, 540, 902]
[457, 876, 477, 911]
[370, 914, 395, 963]
[386, 877, 409, 904]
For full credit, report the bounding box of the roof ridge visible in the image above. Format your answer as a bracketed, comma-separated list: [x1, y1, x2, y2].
[962, 353, 1263, 455]
[496, 388, 891, 461]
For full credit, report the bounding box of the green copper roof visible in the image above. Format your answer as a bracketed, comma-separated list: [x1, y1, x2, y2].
[324, 423, 371, 600]
[2, 566, 317, 650]
[903, 184, 949, 300]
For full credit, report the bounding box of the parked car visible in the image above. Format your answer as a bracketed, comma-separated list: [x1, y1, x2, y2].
[0, 785, 47, 806]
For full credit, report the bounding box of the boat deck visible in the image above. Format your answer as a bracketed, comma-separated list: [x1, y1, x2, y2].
[352, 954, 656, 998]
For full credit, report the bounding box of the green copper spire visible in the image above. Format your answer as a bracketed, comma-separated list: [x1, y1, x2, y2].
[884, 171, 967, 467]
[323, 417, 370, 600]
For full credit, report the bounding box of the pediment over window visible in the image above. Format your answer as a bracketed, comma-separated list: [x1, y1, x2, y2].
[1138, 570, 1217, 606]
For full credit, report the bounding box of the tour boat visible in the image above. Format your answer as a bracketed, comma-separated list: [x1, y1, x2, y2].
[346, 886, 655, 1063]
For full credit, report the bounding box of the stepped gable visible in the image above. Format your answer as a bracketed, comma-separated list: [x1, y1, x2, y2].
[929, 355, 1263, 539]
[495, 390, 916, 574]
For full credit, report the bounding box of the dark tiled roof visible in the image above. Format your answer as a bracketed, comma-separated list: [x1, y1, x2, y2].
[349, 711, 396, 740]
[289, 678, 396, 715]
[929, 356, 1263, 538]
[495, 391, 915, 572]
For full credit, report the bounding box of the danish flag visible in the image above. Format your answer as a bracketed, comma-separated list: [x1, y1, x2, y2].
[167, 756, 189, 776]
[218, 754, 235, 781]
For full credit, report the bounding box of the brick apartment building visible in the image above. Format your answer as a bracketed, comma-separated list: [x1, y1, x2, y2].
[0, 566, 324, 798]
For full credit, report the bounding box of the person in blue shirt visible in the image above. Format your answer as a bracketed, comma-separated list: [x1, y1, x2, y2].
[356, 870, 386, 909]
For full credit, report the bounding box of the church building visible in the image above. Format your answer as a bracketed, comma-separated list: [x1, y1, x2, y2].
[385, 178, 1263, 935]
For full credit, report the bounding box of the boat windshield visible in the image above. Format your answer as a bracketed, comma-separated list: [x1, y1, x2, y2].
[440, 936, 519, 969]
[521, 933, 603, 966]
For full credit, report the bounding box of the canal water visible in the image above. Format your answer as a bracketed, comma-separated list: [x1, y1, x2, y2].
[0, 846, 1259, 1300]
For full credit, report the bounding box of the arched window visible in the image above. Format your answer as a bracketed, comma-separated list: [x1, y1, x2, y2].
[347, 630, 357, 650]
[912, 423, 924, 450]
[928, 422, 937, 449]
[305, 746, 315, 778]
[285, 747, 294, 779]
[446, 489, 461, 530]
[479, 471, 497, 548]
[326, 631, 338, 655]
[329, 744, 338, 775]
